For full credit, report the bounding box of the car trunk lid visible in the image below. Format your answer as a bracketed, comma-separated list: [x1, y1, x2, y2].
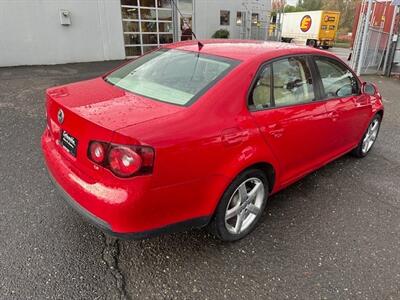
[45, 77, 183, 165]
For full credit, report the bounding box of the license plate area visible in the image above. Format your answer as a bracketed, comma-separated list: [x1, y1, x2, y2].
[61, 130, 78, 157]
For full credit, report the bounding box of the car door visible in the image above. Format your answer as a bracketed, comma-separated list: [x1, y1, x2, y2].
[249, 56, 332, 185]
[313, 56, 372, 154]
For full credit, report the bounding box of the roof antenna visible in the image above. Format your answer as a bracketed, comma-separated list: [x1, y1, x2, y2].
[170, 0, 203, 51]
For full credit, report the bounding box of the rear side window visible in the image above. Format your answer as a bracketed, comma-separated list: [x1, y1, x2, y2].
[249, 57, 314, 110]
[315, 57, 359, 99]
[272, 57, 314, 107]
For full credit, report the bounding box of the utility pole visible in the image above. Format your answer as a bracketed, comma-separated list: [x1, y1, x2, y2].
[383, 5, 399, 75]
[356, 0, 373, 76]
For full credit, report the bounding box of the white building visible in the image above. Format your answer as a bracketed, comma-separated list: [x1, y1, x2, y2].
[0, 0, 271, 67]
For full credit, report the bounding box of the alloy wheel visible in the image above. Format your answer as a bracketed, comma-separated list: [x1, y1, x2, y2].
[362, 118, 380, 154]
[224, 178, 265, 235]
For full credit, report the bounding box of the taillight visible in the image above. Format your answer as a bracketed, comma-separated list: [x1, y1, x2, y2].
[108, 147, 142, 177]
[88, 141, 154, 178]
[89, 142, 106, 164]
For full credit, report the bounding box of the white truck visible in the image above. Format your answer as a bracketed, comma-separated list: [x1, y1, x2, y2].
[281, 10, 340, 49]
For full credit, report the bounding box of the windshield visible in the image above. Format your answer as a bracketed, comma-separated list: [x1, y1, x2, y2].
[105, 49, 239, 106]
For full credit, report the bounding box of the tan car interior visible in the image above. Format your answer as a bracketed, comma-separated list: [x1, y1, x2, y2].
[252, 58, 314, 109]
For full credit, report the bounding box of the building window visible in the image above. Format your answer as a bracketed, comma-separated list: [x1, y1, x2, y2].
[121, 0, 176, 58]
[124, 33, 141, 45]
[252, 13, 259, 24]
[121, 0, 138, 5]
[159, 34, 173, 44]
[220, 10, 230, 26]
[142, 45, 158, 53]
[125, 46, 142, 57]
[158, 22, 172, 32]
[141, 21, 157, 32]
[140, 0, 155, 7]
[122, 21, 139, 32]
[157, 0, 171, 8]
[236, 12, 243, 25]
[142, 33, 158, 44]
[158, 9, 172, 21]
[140, 8, 156, 20]
[122, 7, 139, 19]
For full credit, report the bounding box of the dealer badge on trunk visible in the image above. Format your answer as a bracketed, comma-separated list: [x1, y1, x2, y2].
[57, 109, 64, 124]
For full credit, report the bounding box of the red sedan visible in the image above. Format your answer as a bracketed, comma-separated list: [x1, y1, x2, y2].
[42, 40, 383, 241]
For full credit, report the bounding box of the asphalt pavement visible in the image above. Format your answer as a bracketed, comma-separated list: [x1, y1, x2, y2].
[327, 47, 352, 62]
[0, 58, 399, 300]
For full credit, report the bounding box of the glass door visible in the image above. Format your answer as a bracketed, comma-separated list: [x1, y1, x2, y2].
[177, 0, 193, 41]
[120, 0, 174, 58]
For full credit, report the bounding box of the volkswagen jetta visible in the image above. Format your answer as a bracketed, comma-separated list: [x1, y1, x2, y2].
[42, 40, 383, 241]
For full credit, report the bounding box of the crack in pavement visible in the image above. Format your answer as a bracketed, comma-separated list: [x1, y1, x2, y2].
[101, 234, 130, 300]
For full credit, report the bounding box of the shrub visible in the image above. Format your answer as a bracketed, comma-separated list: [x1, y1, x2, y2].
[212, 29, 230, 39]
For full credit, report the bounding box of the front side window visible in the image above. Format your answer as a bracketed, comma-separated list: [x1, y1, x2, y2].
[105, 49, 239, 106]
[220, 10, 230, 25]
[272, 57, 315, 107]
[315, 57, 359, 99]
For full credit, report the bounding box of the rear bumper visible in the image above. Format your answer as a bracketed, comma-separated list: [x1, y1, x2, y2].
[46, 165, 209, 239]
[45, 164, 111, 233]
[41, 128, 212, 238]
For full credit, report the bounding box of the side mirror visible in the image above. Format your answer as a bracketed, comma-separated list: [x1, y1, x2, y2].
[362, 82, 378, 96]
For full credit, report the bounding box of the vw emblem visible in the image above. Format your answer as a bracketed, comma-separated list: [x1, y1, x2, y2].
[57, 109, 64, 124]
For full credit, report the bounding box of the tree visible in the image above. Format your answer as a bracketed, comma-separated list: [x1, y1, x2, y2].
[297, 0, 323, 11]
[284, 5, 305, 13]
[322, 0, 357, 33]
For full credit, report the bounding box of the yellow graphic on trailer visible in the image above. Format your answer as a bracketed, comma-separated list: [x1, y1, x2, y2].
[319, 11, 340, 41]
[300, 15, 312, 32]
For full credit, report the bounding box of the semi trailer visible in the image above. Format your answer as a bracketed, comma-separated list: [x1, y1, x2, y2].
[281, 10, 340, 49]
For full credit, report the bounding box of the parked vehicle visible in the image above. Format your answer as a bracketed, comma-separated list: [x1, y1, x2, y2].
[42, 40, 383, 241]
[281, 10, 340, 49]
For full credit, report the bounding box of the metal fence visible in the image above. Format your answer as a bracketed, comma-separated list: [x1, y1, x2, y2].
[353, 26, 389, 74]
[351, 0, 398, 75]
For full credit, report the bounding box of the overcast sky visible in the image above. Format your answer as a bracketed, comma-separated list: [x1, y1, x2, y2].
[286, 0, 298, 6]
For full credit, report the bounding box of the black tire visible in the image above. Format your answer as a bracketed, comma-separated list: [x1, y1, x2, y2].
[307, 39, 317, 47]
[207, 169, 268, 242]
[351, 114, 382, 158]
[281, 38, 293, 43]
[322, 45, 330, 50]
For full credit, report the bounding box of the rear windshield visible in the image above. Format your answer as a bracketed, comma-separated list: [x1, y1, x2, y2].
[105, 49, 239, 106]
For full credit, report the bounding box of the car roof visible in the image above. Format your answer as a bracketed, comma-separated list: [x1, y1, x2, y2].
[164, 39, 326, 61]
